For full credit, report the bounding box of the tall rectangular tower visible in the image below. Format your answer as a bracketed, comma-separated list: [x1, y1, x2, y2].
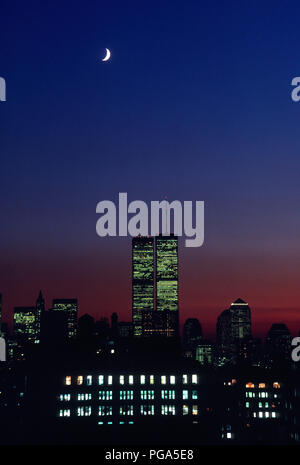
[132, 236, 154, 337]
[52, 298, 78, 339]
[155, 234, 179, 336]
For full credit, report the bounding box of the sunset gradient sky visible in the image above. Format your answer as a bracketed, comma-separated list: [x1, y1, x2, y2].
[1, 0, 300, 339]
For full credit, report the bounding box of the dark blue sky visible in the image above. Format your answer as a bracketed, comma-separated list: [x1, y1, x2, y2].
[1, 1, 300, 336]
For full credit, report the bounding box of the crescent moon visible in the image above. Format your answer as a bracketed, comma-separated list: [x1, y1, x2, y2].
[102, 48, 111, 62]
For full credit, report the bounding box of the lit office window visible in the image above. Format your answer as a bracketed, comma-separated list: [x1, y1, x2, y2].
[161, 405, 175, 415]
[161, 390, 175, 400]
[98, 406, 112, 416]
[77, 376, 83, 385]
[129, 375, 134, 385]
[161, 376, 167, 385]
[182, 390, 188, 400]
[259, 412, 263, 418]
[265, 402, 269, 408]
[59, 394, 71, 401]
[59, 409, 70, 417]
[170, 376, 176, 385]
[273, 382, 280, 389]
[98, 375, 104, 385]
[120, 390, 133, 400]
[140, 375, 146, 385]
[86, 375, 92, 386]
[141, 390, 155, 400]
[253, 412, 257, 418]
[192, 375, 197, 384]
[259, 383, 266, 389]
[120, 405, 134, 416]
[245, 402, 250, 408]
[120, 375, 125, 385]
[246, 382, 255, 388]
[65, 376, 71, 386]
[108, 376, 113, 385]
[99, 390, 112, 400]
[140, 405, 155, 415]
[192, 405, 198, 416]
[192, 390, 198, 400]
[183, 375, 188, 384]
[272, 412, 276, 418]
[258, 402, 262, 408]
[265, 412, 269, 418]
[150, 375, 154, 385]
[183, 405, 189, 415]
[227, 433, 232, 439]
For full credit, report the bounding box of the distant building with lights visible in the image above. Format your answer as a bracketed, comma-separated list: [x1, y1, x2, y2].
[13, 306, 36, 343]
[52, 299, 78, 339]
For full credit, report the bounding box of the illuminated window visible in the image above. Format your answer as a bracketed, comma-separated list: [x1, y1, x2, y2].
[77, 406, 91, 416]
[141, 390, 154, 400]
[183, 405, 189, 415]
[192, 390, 198, 400]
[192, 405, 198, 415]
[246, 382, 255, 388]
[273, 382, 280, 389]
[265, 412, 269, 418]
[259, 383, 266, 389]
[150, 375, 154, 385]
[78, 393, 92, 401]
[120, 405, 133, 416]
[87, 376, 92, 386]
[265, 402, 269, 408]
[272, 412, 276, 418]
[98, 406, 112, 416]
[192, 374, 197, 384]
[161, 376, 167, 385]
[77, 376, 83, 385]
[108, 376, 113, 385]
[259, 412, 263, 418]
[161, 405, 175, 415]
[129, 375, 134, 385]
[161, 390, 175, 400]
[246, 402, 250, 408]
[227, 433, 232, 439]
[120, 390, 133, 400]
[140, 375, 146, 385]
[183, 374, 188, 384]
[120, 375, 125, 385]
[182, 390, 188, 400]
[59, 409, 70, 417]
[253, 412, 257, 418]
[65, 376, 71, 386]
[170, 375, 176, 385]
[258, 402, 262, 408]
[59, 394, 71, 401]
[98, 375, 104, 385]
[99, 390, 112, 400]
[141, 405, 155, 415]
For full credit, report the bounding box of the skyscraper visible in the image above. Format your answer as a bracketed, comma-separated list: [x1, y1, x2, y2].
[52, 299, 78, 339]
[13, 307, 36, 343]
[0, 293, 2, 336]
[132, 236, 154, 337]
[35, 290, 45, 343]
[229, 298, 252, 340]
[155, 234, 179, 336]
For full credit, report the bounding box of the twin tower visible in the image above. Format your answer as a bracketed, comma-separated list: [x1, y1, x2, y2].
[132, 234, 179, 338]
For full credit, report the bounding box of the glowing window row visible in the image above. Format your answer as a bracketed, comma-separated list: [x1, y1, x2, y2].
[245, 382, 280, 389]
[253, 411, 277, 418]
[59, 390, 199, 401]
[58, 405, 199, 417]
[65, 374, 198, 386]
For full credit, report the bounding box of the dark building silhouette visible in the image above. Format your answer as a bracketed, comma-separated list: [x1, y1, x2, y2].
[78, 314, 95, 341]
[35, 290, 45, 344]
[265, 323, 292, 364]
[52, 299, 78, 339]
[111, 313, 118, 339]
[183, 318, 202, 351]
[41, 309, 68, 346]
[216, 309, 232, 363]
